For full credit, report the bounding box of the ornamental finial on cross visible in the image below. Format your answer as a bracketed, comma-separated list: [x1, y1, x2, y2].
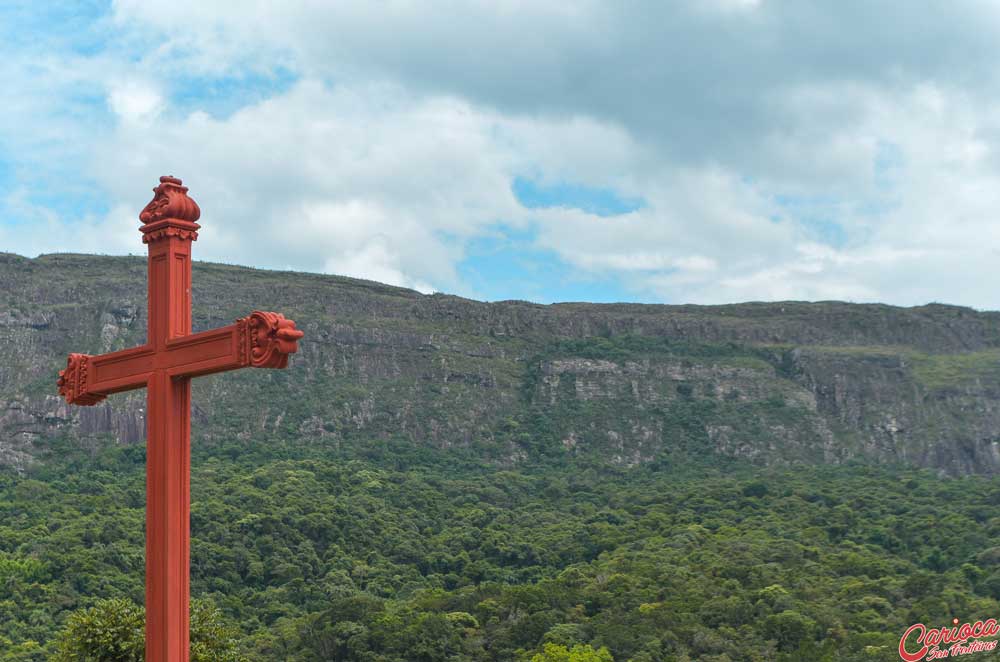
[56, 176, 304, 662]
[139, 175, 202, 243]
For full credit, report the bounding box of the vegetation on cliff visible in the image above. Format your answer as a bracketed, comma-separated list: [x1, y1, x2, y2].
[3, 252, 1000, 477]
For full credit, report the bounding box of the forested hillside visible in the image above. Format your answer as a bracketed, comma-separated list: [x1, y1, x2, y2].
[5, 438, 1000, 661]
[2, 252, 1000, 660]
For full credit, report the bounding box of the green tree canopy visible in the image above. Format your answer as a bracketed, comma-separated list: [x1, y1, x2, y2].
[51, 598, 246, 662]
[530, 643, 614, 662]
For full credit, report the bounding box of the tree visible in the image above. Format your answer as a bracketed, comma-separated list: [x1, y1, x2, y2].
[530, 643, 614, 662]
[51, 598, 246, 662]
[762, 610, 816, 652]
[51, 599, 142, 662]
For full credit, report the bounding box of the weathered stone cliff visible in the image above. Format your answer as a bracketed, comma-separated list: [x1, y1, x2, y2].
[2, 252, 999, 475]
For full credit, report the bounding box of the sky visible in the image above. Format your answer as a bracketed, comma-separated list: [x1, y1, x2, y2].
[1, 1, 999, 308]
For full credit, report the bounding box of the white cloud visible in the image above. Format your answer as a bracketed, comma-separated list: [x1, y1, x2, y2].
[107, 80, 163, 123]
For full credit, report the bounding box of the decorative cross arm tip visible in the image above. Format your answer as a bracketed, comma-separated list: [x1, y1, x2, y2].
[238, 311, 305, 369]
[57, 353, 107, 406]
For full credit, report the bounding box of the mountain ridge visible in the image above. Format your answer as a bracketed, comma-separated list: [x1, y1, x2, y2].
[2, 251, 999, 476]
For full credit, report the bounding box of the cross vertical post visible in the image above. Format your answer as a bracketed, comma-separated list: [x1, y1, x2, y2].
[142, 185, 198, 662]
[57, 176, 305, 662]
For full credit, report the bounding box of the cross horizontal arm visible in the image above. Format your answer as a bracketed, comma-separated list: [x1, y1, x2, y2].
[56, 311, 304, 406]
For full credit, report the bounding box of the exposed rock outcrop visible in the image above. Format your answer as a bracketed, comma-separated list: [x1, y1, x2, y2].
[2, 252, 998, 475]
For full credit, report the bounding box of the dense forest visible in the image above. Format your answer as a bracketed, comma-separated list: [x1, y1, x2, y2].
[3, 433, 1000, 661]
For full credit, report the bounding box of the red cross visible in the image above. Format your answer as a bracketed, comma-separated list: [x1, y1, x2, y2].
[56, 176, 304, 662]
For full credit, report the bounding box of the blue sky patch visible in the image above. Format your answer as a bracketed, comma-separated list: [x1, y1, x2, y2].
[874, 140, 904, 191]
[512, 176, 643, 217]
[171, 68, 298, 119]
[0, 1, 108, 54]
[773, 193, 848, 248]
[458, 225, 641, 304]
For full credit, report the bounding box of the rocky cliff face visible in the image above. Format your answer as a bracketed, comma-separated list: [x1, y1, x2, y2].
[2, 251, 999, 476]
